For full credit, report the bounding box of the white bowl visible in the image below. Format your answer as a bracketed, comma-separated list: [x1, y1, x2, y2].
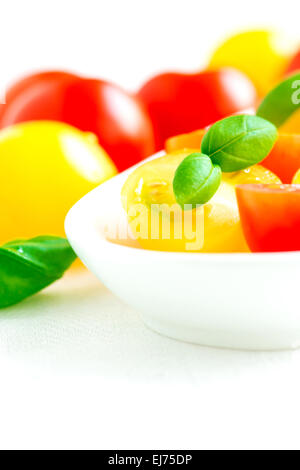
[65, 153, 300, 351]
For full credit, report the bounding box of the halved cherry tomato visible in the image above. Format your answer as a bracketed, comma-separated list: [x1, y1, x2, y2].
[262, 133, 300, 183]
[285, 50, 300, 75]
[236, 184, 300, 252]
[0, 72, 155, 171]
[137, 68, 257, 150]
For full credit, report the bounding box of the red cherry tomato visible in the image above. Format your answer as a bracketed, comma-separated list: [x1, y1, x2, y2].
[0, 71, 77, 121]
[236, 184, 300, 252]
[0, 72, 155, 171]
[285, 50, 300, 75]
[137, 68, 257, 149]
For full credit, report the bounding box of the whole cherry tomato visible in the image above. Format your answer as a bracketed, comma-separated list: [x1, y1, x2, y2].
[0, 72, 155, 171]
[137, 68, 257, 150]
[209, 30, 291, 97]
[285, 50, 300, 75]
[262, 133, 300, 183]
[164, 107, 255, 153]
[236, 184, 300, 252]
[0, 71, 77, 122]
[0, 121, 117, 245]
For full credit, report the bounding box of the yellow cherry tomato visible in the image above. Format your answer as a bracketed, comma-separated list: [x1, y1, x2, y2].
[121, 150, 281, 253]
[0, 121, 117, 245]
[209, 30, 291, 97]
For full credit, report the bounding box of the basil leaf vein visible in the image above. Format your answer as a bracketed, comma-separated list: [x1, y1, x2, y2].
[201, 115, 277, 172]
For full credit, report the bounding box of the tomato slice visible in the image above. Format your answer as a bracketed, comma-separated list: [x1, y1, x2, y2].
[262, 133, 300, 183]
[236, 184, 300, 252]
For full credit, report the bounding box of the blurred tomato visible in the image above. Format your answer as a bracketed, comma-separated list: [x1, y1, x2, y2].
[285, 50, 300, 75]
[0, 121, 117, 245]
[0, 71, 77, 122]
[236, 184, 300, 252]
[137, 68, 257, 150]
[1, 71, 76, 105]
[209, 30, 291, 96]
[0, 72, 155, 171]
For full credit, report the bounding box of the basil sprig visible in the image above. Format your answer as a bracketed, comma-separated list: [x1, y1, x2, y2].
[0, 236, 76, 308]
[173, 115, 277, 209]
[257, 72, 300, 127]
[201, 115, 277, 172]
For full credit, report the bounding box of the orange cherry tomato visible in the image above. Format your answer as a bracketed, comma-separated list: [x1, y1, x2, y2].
[165, 129, 206, 153]
[236, 184, 300, 252]
[0, 72, 156, 172]
[262, 133, 300, 183]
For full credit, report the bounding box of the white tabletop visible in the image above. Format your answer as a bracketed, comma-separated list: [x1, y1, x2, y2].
[0, 269, 300, 450]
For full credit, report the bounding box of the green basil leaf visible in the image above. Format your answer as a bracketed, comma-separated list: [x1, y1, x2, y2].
[0, 236, 76, 308]
[201, 115, 277, 172]
[257, 72, 300, 127]
[173, 152, 221, 209]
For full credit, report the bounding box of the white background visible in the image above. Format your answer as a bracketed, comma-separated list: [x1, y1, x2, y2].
[1, 0, 300, 450]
